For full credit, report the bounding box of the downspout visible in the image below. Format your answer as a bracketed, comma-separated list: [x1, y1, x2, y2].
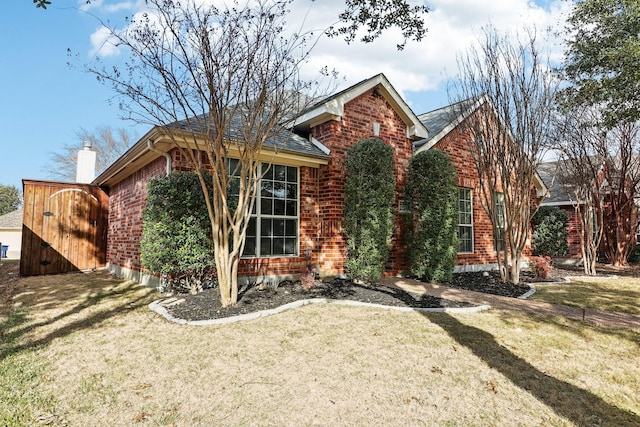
[147, 139, 172, 176]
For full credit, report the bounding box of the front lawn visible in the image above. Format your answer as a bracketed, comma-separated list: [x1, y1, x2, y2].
[1, 266, 639, 426]
[532, 276, 640, 316]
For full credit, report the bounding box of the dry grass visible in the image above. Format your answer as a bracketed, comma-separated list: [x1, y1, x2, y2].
[1, 266, 639, 426]
[532, 276, 640, 315]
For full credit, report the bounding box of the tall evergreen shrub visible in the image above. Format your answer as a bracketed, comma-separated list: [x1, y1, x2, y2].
[140, 171, 215, 293]
[404, 150, 458, 282]
[532, 206, 568, 256]
[344, 137, 396, 281]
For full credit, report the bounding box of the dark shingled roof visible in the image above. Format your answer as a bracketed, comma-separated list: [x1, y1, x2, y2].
[0, 209, 22, 229]
[415, 98, 479, 148]
[170, 108, 328, 159]
[537, 160, 574, 205]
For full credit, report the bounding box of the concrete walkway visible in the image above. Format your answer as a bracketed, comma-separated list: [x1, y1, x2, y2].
[379, 277, 640, 329]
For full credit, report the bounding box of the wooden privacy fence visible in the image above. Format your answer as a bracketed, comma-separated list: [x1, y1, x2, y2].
[20, 180, 109, 276]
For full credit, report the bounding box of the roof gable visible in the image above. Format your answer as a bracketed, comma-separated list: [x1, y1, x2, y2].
[414, 97, 482, 153]
[291, 74, 428, 141]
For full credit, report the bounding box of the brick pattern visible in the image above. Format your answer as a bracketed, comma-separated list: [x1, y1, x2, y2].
[312, 89, 414, 276]
[433, 126, 502, 267]
[106, 148, 323, 279]
[107, 156, 166, 272]
[105, 89, 534, 281]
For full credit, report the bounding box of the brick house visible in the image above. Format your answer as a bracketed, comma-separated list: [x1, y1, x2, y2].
[94, 74, 543, 285]
[537, 159, 639, 262]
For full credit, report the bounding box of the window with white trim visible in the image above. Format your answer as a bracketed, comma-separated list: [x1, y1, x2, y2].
[236, 162, 299, 257]
[458, 187, 473, 253]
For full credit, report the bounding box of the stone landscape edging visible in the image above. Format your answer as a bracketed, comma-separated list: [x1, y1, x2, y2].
[149, 298, 492, 326]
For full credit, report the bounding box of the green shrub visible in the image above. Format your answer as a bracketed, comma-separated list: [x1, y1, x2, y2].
[140, 171, 216, 293]
[344, 137, 396, 282]
[404, 150, 458, 282]
[627, 244, 640, 263]
[532, 206, 568, 257]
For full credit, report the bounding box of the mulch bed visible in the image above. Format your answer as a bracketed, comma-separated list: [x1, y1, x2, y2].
[166, 278, 476, 322]
[165, 268, 557, 322]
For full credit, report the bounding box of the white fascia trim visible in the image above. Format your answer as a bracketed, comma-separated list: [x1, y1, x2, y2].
[310, 137, 331, 155]
[415, 97, 485, 154]
[291, 74, 428, 140]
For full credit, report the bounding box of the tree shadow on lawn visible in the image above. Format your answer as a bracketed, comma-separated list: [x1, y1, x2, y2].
[535, 280, 640, 317]
[492, 308, 640, 350]
[423, 312, 640, 426]
[0, 273, 156, 362]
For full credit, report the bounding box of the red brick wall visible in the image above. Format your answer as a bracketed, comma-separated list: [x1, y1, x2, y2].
[312, 89, 414, 276]
[106, 148, 324, 280]
[107, 156, 166, 272]
[432, 126, 501, 268]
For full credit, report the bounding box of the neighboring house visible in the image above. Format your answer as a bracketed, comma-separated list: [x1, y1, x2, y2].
[536, 160, 584, 258]
[537, 158, 639, 261]
[70, 74, 540, 284]
[0, 209, 23, 260]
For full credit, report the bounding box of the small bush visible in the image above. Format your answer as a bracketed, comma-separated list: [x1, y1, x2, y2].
[532, 206, 568, 257]
[344, 137, 396, 282]
[529, 255, 552, 280]
[141, 171, 216, 293]
[404, 150, 458, 282]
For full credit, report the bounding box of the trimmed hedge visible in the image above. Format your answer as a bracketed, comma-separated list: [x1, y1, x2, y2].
[404, 150, 458, 282]
[140, 171, 216, 293]
[532, 206, 568, 257]
[344, 137, 396, 281]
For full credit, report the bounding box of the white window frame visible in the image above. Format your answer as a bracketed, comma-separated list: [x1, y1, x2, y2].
[240, 162, 300, 258]
[458, 187, 474, 254]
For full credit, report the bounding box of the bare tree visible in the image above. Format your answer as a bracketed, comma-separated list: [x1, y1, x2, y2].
[555, 108, 605, 275]
[450, 26, 557, 283]
[86, 0, 325, 307]
[45, 126, 133, 182]
[598, 122, 640, 265]
[556, 108, 640, 268]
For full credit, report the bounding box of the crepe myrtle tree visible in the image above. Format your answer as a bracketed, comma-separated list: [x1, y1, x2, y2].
[450, 25, 557, 283]
[554, 107, 606, 275]
[83, 0, 324, 307]
[81, 0, 430, 307]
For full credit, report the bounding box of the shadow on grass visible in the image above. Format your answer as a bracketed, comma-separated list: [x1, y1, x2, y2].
[534, 280, 640, 317]
[0, 275, 156, 362]
[423, 312, 640, 426]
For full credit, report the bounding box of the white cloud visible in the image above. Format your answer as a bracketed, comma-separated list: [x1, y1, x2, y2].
[88, 25, 120, 57]
[104, 2, 136, 13]
[78, 0, 103, 12]
[86, 0, 571, 109]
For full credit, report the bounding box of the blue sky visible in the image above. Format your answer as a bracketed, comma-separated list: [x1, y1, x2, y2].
[0, 0, 569, 194]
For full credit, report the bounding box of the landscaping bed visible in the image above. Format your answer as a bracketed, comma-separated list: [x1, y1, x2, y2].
[166, 278, 476, 322]
[165, 270, 543, 321]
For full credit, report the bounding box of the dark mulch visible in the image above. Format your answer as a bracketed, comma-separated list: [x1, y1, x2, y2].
[165, 271, 533, 322]
[442, 271, 534, 298]
[164, 265, 609, 322]
[167, 279, 476, 322]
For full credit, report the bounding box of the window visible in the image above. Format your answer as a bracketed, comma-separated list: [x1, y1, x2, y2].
[458, 188, 473, 253]
[494, 192, 506, 252]
[237, 163, 299, 257]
